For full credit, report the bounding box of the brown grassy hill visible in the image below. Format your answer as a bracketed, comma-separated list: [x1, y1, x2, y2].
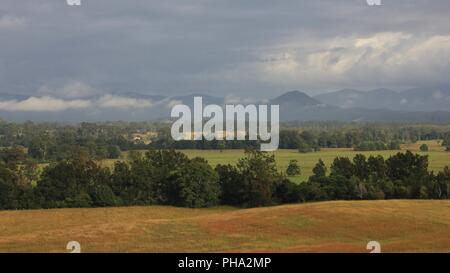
[0, 200, 449, 253]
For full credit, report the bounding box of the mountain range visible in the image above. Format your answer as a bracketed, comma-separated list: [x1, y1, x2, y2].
[314, 86, 450, 112]
[1, 86, 450, 122]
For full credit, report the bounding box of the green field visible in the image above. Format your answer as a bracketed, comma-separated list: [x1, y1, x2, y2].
[110, 140, 450, 183]
[1, 200, 449, 252]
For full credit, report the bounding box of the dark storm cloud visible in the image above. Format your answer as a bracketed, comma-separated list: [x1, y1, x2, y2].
[1, 0, 450, 101]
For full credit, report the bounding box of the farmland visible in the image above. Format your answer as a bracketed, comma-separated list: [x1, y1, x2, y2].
[108, 140, 450, 183]
[0, 200, 449, 253]
[2, 139, 448, 253]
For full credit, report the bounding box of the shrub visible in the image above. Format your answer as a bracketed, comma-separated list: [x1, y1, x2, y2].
[286, 159, 301, 176]
[420, 144, 429, 152]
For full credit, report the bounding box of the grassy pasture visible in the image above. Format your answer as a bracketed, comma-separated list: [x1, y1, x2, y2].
[0, 200, 449, 253]
[107, 140, 450, 183]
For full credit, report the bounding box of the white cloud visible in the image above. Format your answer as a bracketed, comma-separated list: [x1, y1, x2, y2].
[164, 99, 183, 109]
[97, 94, 153, 109]
[243, 32, 450, 90]
[0, 96, 92, 112]
[0, 94, 155, 112]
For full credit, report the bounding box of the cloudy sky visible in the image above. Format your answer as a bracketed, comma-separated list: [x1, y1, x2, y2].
[1, 0, 450, 103]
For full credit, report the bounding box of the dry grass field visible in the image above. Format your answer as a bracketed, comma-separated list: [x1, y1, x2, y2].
[1, 200, 449, 253]
[12, 140, 447, 253]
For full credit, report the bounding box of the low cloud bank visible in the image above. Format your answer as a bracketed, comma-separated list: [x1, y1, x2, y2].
[0, 94, 155, 112]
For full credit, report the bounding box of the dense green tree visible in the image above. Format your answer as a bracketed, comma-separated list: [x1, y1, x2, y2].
[435, 166, 450, 198]
[215, 164, 244, 205]
[111, 161, 134, 205]
[106, 145, 122, 159]
[378, 179, 395, 199]
[146, 149, 190, 204]
[367, 155, 387, 179]
[167, 157, 220, 208]
[274, 178, 299, 203]
[298, 179, 328, 202]
[237, 150, 280, 207]
[0, 163, 20, 209]
[279, 130, 301, 149]
[386, 151, 428, 181]
[330, 157, 354, 179]
[311, 159, 327, 180]
[353, 154, 368, 180]
[286, 159, 301, 176]
[420, 144, 429, 152]
[35, 155, 112, 208]
[297, 139, 312, 153]
[91, 184, 118, 206]
[28, 137, 47, 160]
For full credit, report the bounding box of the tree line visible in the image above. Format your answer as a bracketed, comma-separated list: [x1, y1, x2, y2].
[152, 125, 450, 152]
[2, 120, 450, 162]
[0, 149, 449, 210]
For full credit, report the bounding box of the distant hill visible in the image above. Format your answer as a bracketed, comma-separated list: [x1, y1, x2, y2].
[315, 86, 450, 112]
[271, 90, 450, 122]
[2, 88, 450, 123]
[271, 90, 322, 106]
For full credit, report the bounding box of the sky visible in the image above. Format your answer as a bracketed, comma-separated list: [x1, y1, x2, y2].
[1, 0, 450, 106]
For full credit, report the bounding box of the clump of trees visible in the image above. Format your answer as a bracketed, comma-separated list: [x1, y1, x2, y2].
[298, 151, 450, 201]
[0, 121, 157, 162]
[0, 148, 449, 210]
[35, 149, 222, 209]
[217, 151, 277, 207]
[420, 144, 429, 152]
[0, 149, 295, 209]
[442, 135, 450, 148]
[286, 160, 301, 176]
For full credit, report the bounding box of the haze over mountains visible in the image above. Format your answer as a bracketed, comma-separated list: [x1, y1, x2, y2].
[315, 86, 450, 112]
[1, 86, 450, 123]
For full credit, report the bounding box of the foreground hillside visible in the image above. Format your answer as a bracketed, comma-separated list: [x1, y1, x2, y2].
[0, 200, 449, 253]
